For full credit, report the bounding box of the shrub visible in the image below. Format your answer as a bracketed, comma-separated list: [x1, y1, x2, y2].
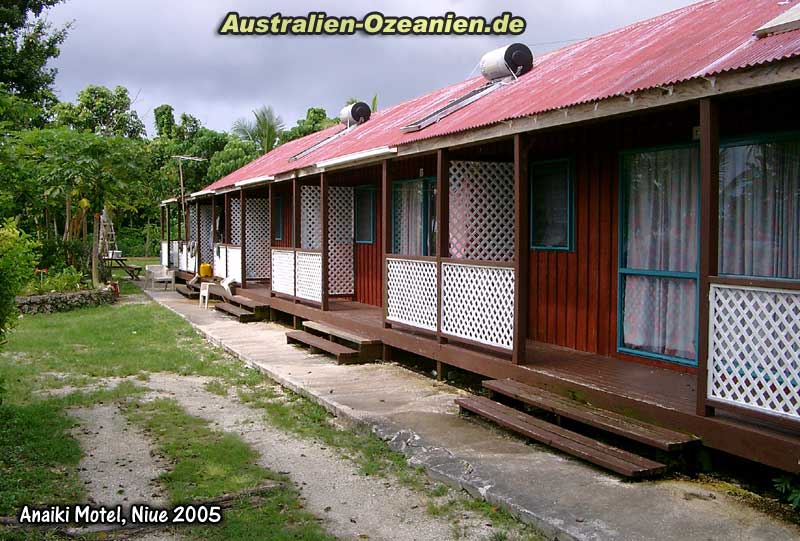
[25, 266, 85, 295]
[116, 224, 160, 258]
[774, 475, 800, 508]
[0, 220, 39, 344]
[38, 238, 91, 275]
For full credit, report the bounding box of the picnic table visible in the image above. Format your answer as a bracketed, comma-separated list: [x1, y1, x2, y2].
[102, 256, 142, 280]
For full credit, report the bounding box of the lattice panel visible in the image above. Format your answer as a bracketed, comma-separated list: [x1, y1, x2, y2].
[708, 284, 800, 421]
[442, 263, 515, 349]
[199, 205, 213, 264]
[245, 198, 270, 280]
[188, 205, 197, 242]
[329, 186, 354, 295]
[296, 251, 322, 303]
[161, 241, 168, 266]
[301, 185, 321, 250]
[272, 249, 295, 296]
[449, 160, 514, 261]
[227, 246, 242, 283]
[386, 258, 438, 331]
[230, 198, 241, 246]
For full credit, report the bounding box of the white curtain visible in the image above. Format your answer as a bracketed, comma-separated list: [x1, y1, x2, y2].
[622, 148, 698, 361]
[719, 141, 800, 279]
[393, 181, 425, 255]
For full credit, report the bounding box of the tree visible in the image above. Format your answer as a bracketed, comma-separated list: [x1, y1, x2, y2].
[153, 104, 177, 139]
[345, 93, 378, 112]
[0, 0, 68, 109]
[278, 107, 337, 145]
[0, 219, 38, 345]
[205, 137, 258, 182]
[232, 105, 283, 155]
[53, 85, 146, 138]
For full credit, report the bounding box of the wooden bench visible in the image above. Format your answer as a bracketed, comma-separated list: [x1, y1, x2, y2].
[457, 396, 666, 478]
[484, 379, 699, 451]
[286, 330, 359, 364]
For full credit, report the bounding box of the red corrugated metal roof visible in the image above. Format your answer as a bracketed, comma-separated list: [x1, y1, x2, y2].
[204, 0, 800, 192]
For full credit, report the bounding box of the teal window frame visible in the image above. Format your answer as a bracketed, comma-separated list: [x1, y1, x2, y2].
[391, 177, 436, 256]
[617, 143, 700, 367]
[529, 158, 575, 251]
[354, 186, 375, 244]
[273, 194, 284, 241]
[718, 129, 800, 283]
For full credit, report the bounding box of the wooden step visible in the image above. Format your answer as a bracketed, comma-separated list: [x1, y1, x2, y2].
[227, 294, 269, 311]
[456, 396, 666, 478]
[176, 285, 199, 299]
[302, 320, 381, 346]
[286, 330, 359, 364]
[484, 379, 699, 451]
[215, 302, 259, 323]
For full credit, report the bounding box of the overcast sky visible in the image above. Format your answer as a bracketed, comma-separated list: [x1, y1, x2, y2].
[43, 0, 698, 137]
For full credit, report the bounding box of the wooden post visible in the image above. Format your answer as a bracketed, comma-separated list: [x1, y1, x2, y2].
[268, 183, 274, 298]
[165, 205, 171, 267]
[194, 201, 201, 273]
[697, 98, 719, 417]
[381, 160, 392, 329]
[292, 177, 300, 303]
[210, 196, 216, 245]
[320, 173, 330, 311]
[240, 188, 247, 288]
[436, 149, 450, 344]
[224, 193, 232, 244]
[513, 134, 530, 365]
[177, 200, 183, 241]
[159, 206, 164, 241]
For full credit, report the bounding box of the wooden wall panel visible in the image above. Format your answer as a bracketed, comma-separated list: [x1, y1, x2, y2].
[271, 182, 293, 248]
[354, 184, 382, 306]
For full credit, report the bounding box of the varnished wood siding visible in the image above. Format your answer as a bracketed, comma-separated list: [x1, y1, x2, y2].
[526, 106, 698, 360]
[354, 184, 383, 306]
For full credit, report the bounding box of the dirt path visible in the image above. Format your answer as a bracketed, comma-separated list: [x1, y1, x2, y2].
[142, 373, 496, 541]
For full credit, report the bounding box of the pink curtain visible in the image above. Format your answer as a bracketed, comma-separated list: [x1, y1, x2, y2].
[719, 141, 800, 279]
[622, 148, 699, 360]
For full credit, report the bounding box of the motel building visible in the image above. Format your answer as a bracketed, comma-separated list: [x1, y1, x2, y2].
[160, 0, 800, 477]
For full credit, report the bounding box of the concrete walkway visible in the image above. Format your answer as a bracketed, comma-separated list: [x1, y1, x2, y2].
[145, 289, 799, 541]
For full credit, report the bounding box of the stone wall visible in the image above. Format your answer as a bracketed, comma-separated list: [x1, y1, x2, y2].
[16, 287, 116, 315]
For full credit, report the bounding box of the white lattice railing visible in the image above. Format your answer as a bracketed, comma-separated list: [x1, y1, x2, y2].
[441, 262, 514, 349]
[272, 249, 295, 296]
[161, 240, 169, 266]
[386, 258, 438, 331]
[296, 251, 322, 303]
[708, 284, 800, 422]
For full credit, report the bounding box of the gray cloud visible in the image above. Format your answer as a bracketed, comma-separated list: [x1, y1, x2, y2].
[43, 0, 698, 136]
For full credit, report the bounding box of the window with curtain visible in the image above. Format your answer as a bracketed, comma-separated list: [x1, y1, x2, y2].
[620, 146, 699, 364]
[355, 187, 375, 244]
[530, 159, 573, 250]
[719, 138, 800, 280]
[273, 195, 284, 241]
[392, 178, 436, 255]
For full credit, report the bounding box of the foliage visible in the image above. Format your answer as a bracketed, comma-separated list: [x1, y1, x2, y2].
[206, 137, 259, 182]
[278, 107, 338, 145]
[52, 84, 145, 138]
[24, 265, 84, 295]
[0, 219, 38, 344]
[774, 475, 800, 508]
[0, 84, 44, 130]
[0, 0, 68, 109]
[116, 223, 160, 257]
[153, 103, 177, 138]
[232, 105, 283, 155]
[38, 236, 90, 273]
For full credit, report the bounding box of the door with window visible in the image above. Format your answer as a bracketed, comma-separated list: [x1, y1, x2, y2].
[619, 146, 700, 366]
[391, 178, 437, 255]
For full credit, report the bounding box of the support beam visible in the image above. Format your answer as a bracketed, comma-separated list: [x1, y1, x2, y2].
[292, 177, 300, 303]
[210, 196, 217, 245]
[320, 173, 330, 311]
[166, 205, 171, 267]
[194, 201, 200, 274]
[240, 188, 247, 288]
[512, 134, 530, 365]
[697, 98, 719, 417]
[381, 160, 392, 329]
[436, 149, 450, 344]
[268, 183, 274, 298]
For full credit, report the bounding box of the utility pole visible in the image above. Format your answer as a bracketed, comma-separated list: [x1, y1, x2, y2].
[172, 155, 206, 239]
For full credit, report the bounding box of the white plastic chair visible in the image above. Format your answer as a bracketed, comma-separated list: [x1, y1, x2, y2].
[145, 265, 175, 290]
[198, 282, 212, 309]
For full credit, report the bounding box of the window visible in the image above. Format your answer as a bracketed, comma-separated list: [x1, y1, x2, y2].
[273, 195, 284, 241]
[392, 178, 436, 255]
[719, 136, 800, 280]
[619, 146, 699, 365]
[354, 187, 375, 244]
[530, 159, 573, 250]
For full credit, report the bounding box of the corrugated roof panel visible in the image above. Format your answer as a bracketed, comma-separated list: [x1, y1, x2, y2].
[203, 0, 800, 192]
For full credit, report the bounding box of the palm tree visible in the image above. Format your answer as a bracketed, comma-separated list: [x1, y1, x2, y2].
[232, 106, 284, 155]
[345, 94, 378, 112]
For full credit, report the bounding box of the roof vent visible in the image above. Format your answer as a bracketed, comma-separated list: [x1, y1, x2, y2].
[340, 102, 371, 126]
[479, 43, 534, 80]
[755, 3, 800, 38]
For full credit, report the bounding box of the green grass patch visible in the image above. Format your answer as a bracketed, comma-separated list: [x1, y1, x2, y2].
[204, 379, 229, 397]
[124, 398, 333, 540]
